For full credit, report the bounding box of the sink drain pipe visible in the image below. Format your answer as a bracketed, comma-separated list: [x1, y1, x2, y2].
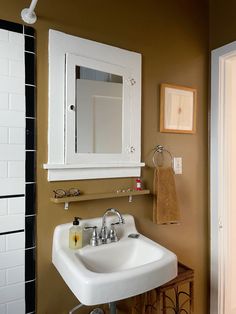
[109, 302, 117, 314]
[69, 303, 84, 314]
[69, 302, 115, 314]
[69, 304, 106, 314]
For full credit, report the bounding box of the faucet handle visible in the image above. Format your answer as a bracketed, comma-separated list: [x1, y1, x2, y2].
[109, 223, 119, 242]
[84, 226, 102, 246]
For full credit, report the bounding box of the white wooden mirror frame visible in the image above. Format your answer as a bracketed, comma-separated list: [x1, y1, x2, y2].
[43, 30, 144, 181]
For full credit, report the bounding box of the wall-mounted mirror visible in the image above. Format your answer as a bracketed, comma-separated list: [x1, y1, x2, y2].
[44, 30, 144, 181]
[75, 66, 122, 154]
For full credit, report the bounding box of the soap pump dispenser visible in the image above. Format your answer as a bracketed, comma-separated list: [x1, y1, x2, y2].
[69, 217, 83, 249]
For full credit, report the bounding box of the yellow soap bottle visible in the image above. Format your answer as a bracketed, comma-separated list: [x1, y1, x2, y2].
[69, 217, 82, 249]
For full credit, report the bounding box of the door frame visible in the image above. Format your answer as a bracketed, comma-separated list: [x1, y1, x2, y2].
[211, 41, 236, 314]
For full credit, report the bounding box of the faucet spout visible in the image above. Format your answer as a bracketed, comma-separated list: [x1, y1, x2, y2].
[100, 208, 125, 244]
[102, 208, 125, 227]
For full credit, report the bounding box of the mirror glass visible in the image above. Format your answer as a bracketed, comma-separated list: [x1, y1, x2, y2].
[75, 66, 123, 154]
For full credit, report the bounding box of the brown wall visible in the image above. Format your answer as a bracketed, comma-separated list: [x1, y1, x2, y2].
[210, 0, 236, 49]
[0, 0, 209, 313]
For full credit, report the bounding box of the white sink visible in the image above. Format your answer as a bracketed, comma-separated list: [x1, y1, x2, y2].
[52, 214, 177, 305]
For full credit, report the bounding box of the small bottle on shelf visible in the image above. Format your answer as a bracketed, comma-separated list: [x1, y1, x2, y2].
[135, 178, 142, 191]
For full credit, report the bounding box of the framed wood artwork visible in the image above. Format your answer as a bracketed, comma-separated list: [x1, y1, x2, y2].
[160, 84, 197, 134]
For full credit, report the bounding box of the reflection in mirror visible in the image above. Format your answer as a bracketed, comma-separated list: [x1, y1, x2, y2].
[75, 66, 123, 154]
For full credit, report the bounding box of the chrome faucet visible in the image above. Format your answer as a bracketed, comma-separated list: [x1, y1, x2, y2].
[100, 208, 125, 244]
[84, 208, 125, 246]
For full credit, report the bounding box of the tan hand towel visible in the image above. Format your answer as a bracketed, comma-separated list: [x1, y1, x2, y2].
[153, 166, 180, 224]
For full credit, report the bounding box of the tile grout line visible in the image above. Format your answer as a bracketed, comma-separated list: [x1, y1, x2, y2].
[0, 194, 25, 199]
[0, 229, 24, 236]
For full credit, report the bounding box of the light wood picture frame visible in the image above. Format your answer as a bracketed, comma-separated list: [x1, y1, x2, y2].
[160, 84, 197, 134]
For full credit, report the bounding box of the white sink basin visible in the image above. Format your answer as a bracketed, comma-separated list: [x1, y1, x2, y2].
[52, 214, 177, 305]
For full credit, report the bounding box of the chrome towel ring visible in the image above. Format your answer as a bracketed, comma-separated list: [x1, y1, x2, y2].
[152, 145, 173, 168]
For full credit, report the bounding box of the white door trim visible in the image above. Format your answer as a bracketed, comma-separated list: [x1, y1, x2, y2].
[211, 41, 236, 314]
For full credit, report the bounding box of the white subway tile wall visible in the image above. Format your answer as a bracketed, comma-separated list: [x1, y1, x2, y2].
[7, 299, 25, 313]
[0, 111, 25, 127]
[6, 232, 25, 250]
[0, 93, 8, 110]
[0, 283, 25, 306]
[0, 58, 9, 76]
[0, 216, 24, 234]
[0, 235, 6, 252]
[8, 161, 25, 178]
[6, 266, 24, 285]
[0, 178, 25, 196]
[0, 26, 26, 314]
[0, 36, 24, 60]
[0, 162, 8, 178]
[0, 30, 26, 196]
[0, 29, 8, 41]
[0, 304, 6, 314]
[0, 76, 25, 94]
[9, 94, 25, 112]
[9, 60, 25, 78]
[0, 144, 25, 160]
[0, 129, 8, 143]
[9, 128, 25, 144]
[0, 19, 36, 314]
[0, 270, 5, 287]
[0, 234, 25, 312]
[0, 200, 7, 216]
[8, 197, 25, 214]
[0, 248, 24, 270]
